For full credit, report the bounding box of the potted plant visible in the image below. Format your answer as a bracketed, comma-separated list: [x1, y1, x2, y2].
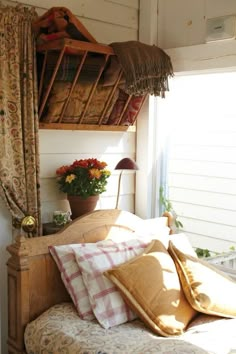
[159, 186, 183, 233]
[56, 158, 111, 218]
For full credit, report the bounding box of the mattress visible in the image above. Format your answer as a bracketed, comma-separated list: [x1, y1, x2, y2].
[24, 302, 236, 354]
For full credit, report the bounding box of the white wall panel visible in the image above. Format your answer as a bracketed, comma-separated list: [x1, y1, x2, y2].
[106, 0, 139, 9]
[21, 0, 139, 220]
[40, 173, 135, 201]
[181, 217, 236, 243]
[40, 153, 135, 177]
[161, 72, 236, 256]
[187, 232, 236, 254]
[0, 1, 140, 352]
[42, 194, 134, 223]
[206, 0, 236, 19]
[170, 145, 236, 164]
[158, 0, 236, 49]
[169, 160, 236, 179]
[170, 187, 236, 211]
[39, 130, 135, 154]
[169, 174, 236, 195]
[158, 0, 206, 48]
[98, 194, 134, 211]
[172, 202, 236, 228]
[170, 131, 236, 148]
[40, 169, 136, 222]
[78, 19, 137, 43]
[12, 0, 138, 43]
[39, 128, 136, 223]
[18, 0, 138, 28]
[167, 41, 236, 73]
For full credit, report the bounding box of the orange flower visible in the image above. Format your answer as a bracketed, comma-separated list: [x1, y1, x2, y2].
[72, 159, 89, 169]
[56, 158, 110, 198]
[97, 161, 107, 169]
[56, 165, 71, 176]
[89, 168, 101, 179]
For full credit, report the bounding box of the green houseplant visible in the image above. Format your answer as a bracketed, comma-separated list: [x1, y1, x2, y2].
[159, 186, 183, 231]
[56, 158, 111, 218]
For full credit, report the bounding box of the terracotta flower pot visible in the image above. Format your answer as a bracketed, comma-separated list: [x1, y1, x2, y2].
[67, 195, 99, 219]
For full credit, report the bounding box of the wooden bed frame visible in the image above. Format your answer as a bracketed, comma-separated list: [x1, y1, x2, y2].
[7, 209, 172, 354]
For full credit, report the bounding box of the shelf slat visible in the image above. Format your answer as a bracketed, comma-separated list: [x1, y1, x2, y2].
[37, 38, 115, 56]
[39, 122, 136, 132]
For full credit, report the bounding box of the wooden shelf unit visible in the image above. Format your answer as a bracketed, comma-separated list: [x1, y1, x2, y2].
[37, 39, 142, 132]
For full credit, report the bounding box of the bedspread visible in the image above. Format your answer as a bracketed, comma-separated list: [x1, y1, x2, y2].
[24, 303, 236, 354]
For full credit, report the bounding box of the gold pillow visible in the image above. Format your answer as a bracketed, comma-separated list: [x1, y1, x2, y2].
[104, 240, 197, 337]
[169, 241, 236, 318]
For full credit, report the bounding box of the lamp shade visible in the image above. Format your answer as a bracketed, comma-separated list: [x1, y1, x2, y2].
[115, 158, 139, 171]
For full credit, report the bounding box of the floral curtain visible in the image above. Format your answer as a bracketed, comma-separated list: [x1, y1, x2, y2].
[0, 4, 41, 236]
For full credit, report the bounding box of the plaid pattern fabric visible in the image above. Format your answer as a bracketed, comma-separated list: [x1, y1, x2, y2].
[72, 239, 150, 329]
[43, 53, 105, 83]
[49, 244, 94, 320]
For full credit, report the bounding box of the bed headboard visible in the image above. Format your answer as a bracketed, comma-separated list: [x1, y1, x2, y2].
[7, 209, 172, 354]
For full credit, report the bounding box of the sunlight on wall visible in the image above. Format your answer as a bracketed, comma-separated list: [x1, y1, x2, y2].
[157, 71, 236, 253]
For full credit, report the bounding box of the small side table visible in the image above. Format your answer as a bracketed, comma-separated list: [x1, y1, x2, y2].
[43, 222, 66, 236]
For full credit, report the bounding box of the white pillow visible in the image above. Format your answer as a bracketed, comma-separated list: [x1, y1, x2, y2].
[71, 239, 150, 328]
[141, 217, 170, 234]
[138, 218, 170, 245]
[169, 233, 196, 257]
[109, 219, 170, 247]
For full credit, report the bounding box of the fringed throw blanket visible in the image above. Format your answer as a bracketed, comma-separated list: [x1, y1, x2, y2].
[111, 41, 173, 97]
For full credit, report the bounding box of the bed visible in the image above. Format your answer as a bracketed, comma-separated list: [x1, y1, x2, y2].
[7, 209, 236, 354]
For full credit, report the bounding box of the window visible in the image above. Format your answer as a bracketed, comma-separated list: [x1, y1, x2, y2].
[157, 72, 236, 254]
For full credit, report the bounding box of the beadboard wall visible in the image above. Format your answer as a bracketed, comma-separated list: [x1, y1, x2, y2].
[158, 0, 236, 49]
[0, 1, 139, 353]
[157, 0, 236, 255]
[33, 0, 140, 222]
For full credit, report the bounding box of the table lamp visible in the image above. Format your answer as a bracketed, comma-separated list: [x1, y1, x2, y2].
[114, 157, 139, 209]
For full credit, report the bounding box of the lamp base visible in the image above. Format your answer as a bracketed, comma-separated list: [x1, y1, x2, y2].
[115, 170, 123, 209]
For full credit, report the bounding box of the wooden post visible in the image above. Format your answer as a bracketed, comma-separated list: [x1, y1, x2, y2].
[7, 235, 29, 354]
